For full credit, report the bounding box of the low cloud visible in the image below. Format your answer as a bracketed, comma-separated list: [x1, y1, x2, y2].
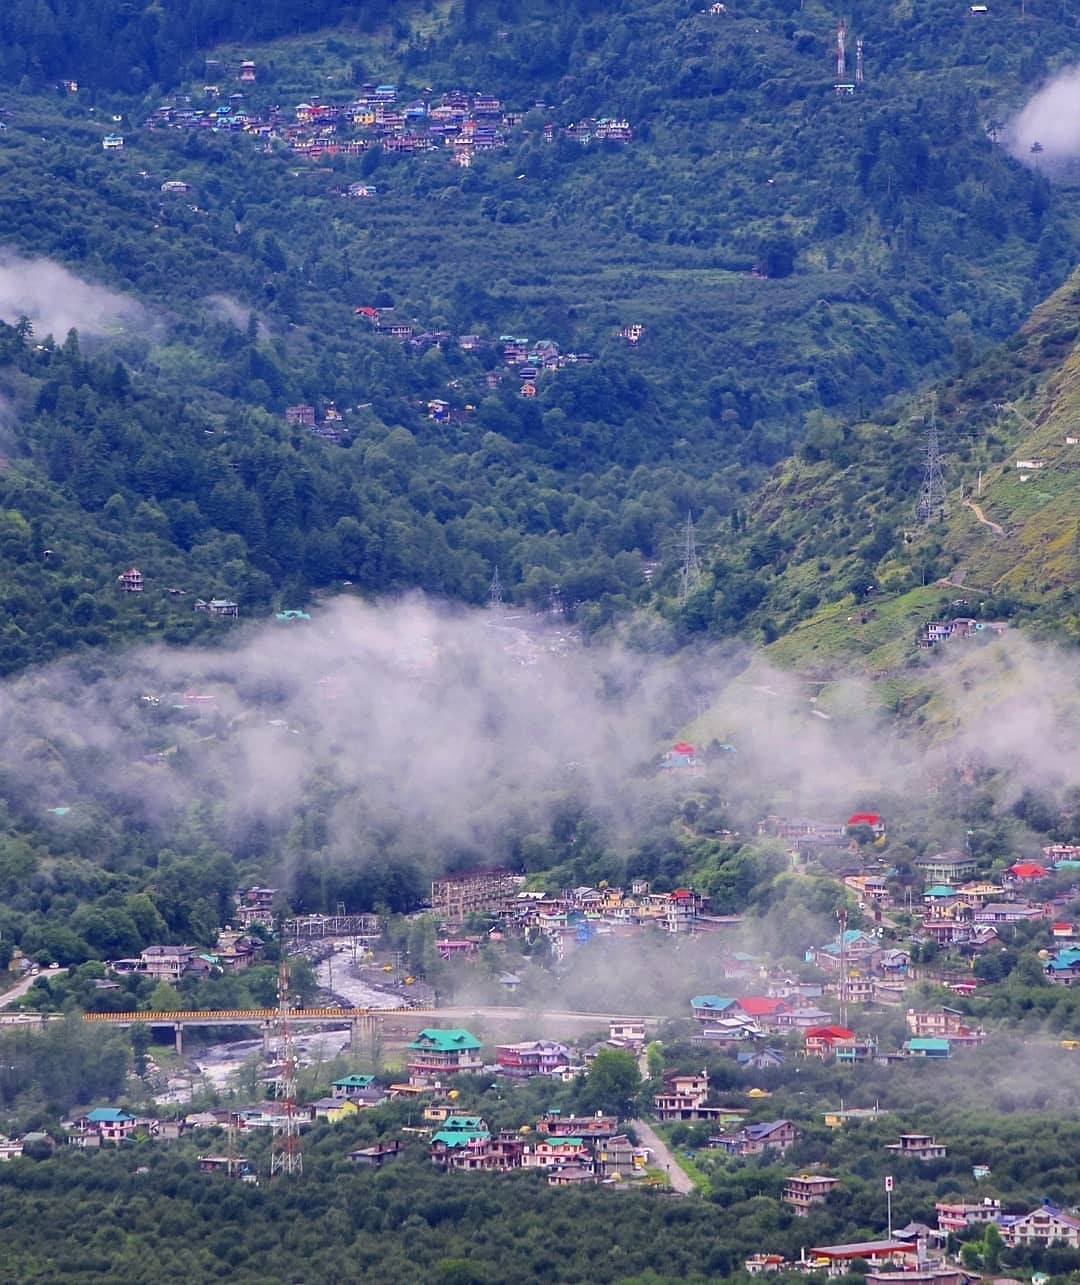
[0, 248, 145, 341]
[1005, 65, 1080, 169]
[0, 597, 1075, 902]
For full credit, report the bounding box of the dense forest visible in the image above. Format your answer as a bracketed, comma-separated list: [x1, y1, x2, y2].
[0, 0, 1078, 669]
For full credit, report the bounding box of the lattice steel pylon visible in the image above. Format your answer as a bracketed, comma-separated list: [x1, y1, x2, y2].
[680, 512, 703, 604]
[489, 565, 503, 610]
[269, 962, 303, 1178]
[915, 408, 947, 525]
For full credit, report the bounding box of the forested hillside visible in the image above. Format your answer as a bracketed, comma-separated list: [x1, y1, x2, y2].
[676, 264, 1080, 656]
[0, 0, 1076, 1020]
[0, 0, 1078, 663]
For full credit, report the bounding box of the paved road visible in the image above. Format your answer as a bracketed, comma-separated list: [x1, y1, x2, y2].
[631, 1118, 696, 1195]
[0, 972, 42, 1009]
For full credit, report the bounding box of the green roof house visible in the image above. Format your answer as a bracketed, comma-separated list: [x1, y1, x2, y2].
[406, 1028, 483, 1084]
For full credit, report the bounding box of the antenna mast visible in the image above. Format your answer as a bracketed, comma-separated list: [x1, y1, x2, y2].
[269, 962, 303, 1179]
[488, 565, 503, 610]
[836, 906, 848, 1029]
[680, 512, 703, 603]
[855, 36, 864, 85]
[915, 407, 947, 525]
[836, 18, 847, 80]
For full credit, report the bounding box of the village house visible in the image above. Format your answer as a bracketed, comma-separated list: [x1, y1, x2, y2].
[212, 930, 263, 970]
[0, 1137, 24, 1161]
[917, 851, 978, 884]
[824, 1105, 889, 1128]
[886, 1133, 947, 1160]
[691, 995, 737, 1023]
[68, 1108, 138, 1146]
[594, 1133, 650, 1177]
[138, 944, 201, 983]
[737, 1047, 786, 1072]
[777, 1006, 834, 1031]
[810, 929, 882, 974]
[935, 1198, 1003, 1234]
[904, 1038, 952, 1059]
[745, 1254, 787, 1274]
[537, 1112, 619, 1141]
[1044, 947, 1080, 983]
[1000, 1202, 1080, 1249]
[348, 1140, 402, 1167]
[198, 1154, 255, 1179]
[495, 1040, 571, 1079]
[733, 997, 791, 1027]
[285, 404, 316, 426]
[234, 886, 278, 929]
[521, 1135, 592, 1170]
[118, 567, 143, 592]
[194, 597, 239, 618]
[405, 1028, 483, 1084]
[804, 1025, 877, 1062]
[654, 1071, 717, 1123]
[608, 1018, 646, 1043]
[905, 1009, 985, 1045]
[716, 1120, 799, 1157]
[784, 1173, 841, 1216]
[330, 1075, 376, 1100]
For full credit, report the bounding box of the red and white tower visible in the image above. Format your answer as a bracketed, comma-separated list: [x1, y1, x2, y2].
[269, 962, 303, 1178]
[836, 19, 847, 80]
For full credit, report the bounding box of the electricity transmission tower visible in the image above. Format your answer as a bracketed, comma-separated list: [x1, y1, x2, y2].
[680, 512, 703, 603]
[915, 410, 947, 525]
[488, 566, 503, 610]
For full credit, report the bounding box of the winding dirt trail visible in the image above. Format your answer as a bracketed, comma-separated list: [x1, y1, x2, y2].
[963, 497, 1005, 537]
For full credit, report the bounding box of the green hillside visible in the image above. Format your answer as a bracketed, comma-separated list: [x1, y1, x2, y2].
[0, 0, 1078, 667]
[682, 262, 1080, 673]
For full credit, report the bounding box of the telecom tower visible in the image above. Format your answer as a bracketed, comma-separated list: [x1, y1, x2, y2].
[488, 565, 503, 610]
[836, 907, 849, 1029]
[269, 962, 303, 1178]
[836, 19, 847, 80]
[855, 37, 864, 85]
[916, 409, 948, 525]
[680, 512, 702, 604]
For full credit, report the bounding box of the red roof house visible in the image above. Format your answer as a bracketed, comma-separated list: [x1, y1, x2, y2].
[735, 997, 791, 1024]
[1008, 862, 1048, 881]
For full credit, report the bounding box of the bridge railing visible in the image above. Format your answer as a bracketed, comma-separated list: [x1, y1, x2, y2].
[82, 1006, 433, 1023]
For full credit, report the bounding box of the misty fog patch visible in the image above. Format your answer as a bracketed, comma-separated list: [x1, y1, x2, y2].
[0, 249, 145, 341]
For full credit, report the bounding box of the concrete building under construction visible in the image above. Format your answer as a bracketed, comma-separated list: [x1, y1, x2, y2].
[430, 868, 523, 923]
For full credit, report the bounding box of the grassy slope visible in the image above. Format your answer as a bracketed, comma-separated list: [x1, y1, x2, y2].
[729, 268, 1080, 686]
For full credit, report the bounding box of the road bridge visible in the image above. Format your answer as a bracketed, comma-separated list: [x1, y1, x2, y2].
[82, 1006, 433, 1054]
[283, 914, 381, 940]
[75, 1006, 666, 1053]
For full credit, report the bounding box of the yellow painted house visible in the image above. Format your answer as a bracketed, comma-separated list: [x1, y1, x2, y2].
[312, 1097, 360, 1124]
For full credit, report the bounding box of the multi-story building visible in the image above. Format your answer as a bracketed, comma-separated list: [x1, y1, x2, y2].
[784, 1173, 841, 1216]
[886, 1134, 947, 1161]
[495, 1041, 570, 1079]
[430, 869, 522, 923]
[916, 851, 978, 885]
[1000, 1203, 1080, 1250]
[405, 1028, 483, 1084]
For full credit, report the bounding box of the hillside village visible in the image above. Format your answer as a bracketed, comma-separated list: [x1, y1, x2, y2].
[142, 74, 631, 168]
